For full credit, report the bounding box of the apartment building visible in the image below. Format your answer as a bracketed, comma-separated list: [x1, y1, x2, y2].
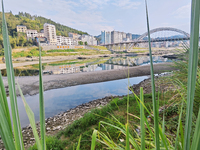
[44, 23, 57, 45]
[111, 31, 121, 43]
[101, 31, 111, 44]
[17, 25, 27, 33]
[79, 35, 97, 45]
[37, 33, 45, 38]
[68, 32, 81, 39]
[26, 29, 38, 40]
[57, 36, 78, 45]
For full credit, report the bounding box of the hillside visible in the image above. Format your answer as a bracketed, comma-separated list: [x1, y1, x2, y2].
[0, 12, 88, 37]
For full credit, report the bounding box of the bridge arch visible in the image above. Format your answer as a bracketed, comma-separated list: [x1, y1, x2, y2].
[136, 27, 190, 41]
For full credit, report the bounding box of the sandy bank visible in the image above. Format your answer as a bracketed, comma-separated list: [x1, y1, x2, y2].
[2, 62, 176, 96]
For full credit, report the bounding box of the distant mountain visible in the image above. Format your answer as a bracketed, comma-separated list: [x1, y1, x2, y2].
[0, 12, 88, 37]
[95, 35, 101, 43]
[154, 35, 185, 40]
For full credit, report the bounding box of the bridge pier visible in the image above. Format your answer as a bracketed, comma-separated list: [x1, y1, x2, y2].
[120, 43, 123, 50]
[126, 43, 129, 50]
[108, 45, 111, 50]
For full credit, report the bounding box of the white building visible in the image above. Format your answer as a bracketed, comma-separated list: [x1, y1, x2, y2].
[68, 32, 81, 39]
[26, 29, 38, 40]
[57, 36, 78, 45]
[17, 25, 27, 33]
[79, 35, 97, 45]
[37, 32, 45, 38]
[44, 23, 57, 45]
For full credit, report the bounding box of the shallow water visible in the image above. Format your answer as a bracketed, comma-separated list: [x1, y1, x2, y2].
[1, 55, 172, 76]
[7, 76, 148, 127]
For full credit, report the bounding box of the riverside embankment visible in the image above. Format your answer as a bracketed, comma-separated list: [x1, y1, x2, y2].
[2, 62, 176, 96]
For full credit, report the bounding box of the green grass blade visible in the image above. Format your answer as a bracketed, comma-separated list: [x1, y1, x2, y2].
[161, 113, 165, 147]
[125, 123, 130, 150]
[76, 135, 82, 150]
[0, 70, 12, 132]
[17, 82, 42, 150]
[175, 100, 184, 149]
[2, 1, 24, 149]
[91, 130, 97, 150]
[191, 107, 200, 150]
[145, 0, 160, 149]
[0, 103, 15, 150]
[183, 0, 200, 149]
[38, 41, 46, 150]
[140, 87, 145, 150]
[158, 126, 168, 150]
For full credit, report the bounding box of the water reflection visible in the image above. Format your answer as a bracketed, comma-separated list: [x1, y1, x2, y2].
[1, 55, 172, 76]
[7, 76, 148, 127]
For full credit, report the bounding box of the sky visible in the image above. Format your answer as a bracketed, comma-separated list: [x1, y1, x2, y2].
[4, 0, 191, 36]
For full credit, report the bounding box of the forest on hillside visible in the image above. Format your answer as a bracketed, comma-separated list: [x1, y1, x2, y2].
[0, 12, 88, 50]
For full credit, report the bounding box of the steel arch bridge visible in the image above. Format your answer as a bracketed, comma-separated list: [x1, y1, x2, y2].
[102, 27, 190, 51]
[136, 27, 190, 41]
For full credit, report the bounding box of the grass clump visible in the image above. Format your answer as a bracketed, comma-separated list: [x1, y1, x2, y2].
[29, 136, 66, 150]
[12, 48, 46, 58]
[47, 49, 75, 53]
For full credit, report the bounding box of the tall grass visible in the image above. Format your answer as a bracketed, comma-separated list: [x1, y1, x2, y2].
[184, 0, 200, 149]
[91, 0, 200, 149]
[0, 0, 46, 150]
[1, 0, 200, 149]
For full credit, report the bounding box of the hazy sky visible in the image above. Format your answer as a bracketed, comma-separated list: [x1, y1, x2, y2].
[4, 0, 191, 36]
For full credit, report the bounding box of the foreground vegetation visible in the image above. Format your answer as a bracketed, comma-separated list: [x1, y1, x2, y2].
[1, 0, 200, 150]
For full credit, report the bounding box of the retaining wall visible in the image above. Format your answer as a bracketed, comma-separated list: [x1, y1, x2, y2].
[42, 45, 86, 51]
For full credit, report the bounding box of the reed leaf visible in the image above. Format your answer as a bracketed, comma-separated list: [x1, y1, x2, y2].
[191, 108, 200, 150]
[145, 0, 160, 149]
[140, 87, 145, 150]
[183, 0, 200, 149]
[76, 135, 81, 150]
[2, 0, 24, 149]
[0, 103, 15, 150]
[38, 40, 46, 150]
[125, 123, 130, 150]
[0, 70, 12, 131]
[91, 130, 97, 150]
[17, 82, 42, 150]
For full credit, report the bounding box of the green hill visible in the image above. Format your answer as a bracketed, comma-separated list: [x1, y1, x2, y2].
[0, 12, 88, 50]
[0, 11, 88, 37]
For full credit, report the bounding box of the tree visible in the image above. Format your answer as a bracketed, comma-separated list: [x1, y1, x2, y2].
[78, 41, 83, 45]
[84, 42, 88, 45]
[19, 36, 26, 47]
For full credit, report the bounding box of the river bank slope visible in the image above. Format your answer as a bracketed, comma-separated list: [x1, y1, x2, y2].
[2, 62, 176, 96]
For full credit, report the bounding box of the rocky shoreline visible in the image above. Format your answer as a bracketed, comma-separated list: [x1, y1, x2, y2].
[0, 95, 125, 149]
[0, 51, 179, 149]
[0, 71, 175, 149]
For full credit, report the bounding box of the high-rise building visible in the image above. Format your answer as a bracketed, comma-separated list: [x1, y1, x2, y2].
[44, 23, 57, 45]
[111, 31, 121, 43]
[101, 31, 111, 44]
[105, 31, 111, 44]
[122, 32, 126, 41]
[101, 31, 106, 44]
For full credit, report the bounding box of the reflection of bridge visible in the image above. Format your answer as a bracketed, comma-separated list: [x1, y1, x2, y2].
[101, 27, 190, 51]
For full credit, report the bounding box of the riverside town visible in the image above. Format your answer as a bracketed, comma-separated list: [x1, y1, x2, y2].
[0, 0, 199, 150]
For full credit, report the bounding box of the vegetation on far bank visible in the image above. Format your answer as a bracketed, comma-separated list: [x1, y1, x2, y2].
[9, 48, 111, 58]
